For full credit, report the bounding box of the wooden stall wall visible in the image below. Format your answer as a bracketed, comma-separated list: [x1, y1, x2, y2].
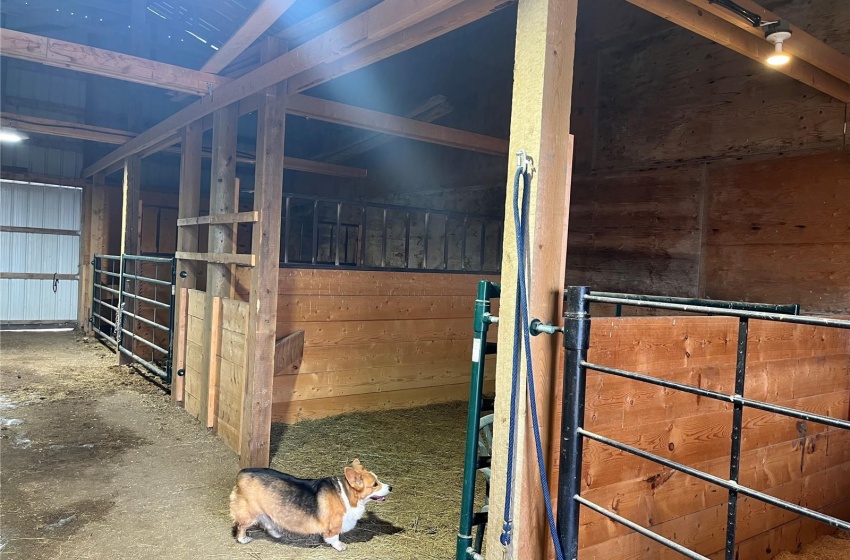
[270, 268, 498, 423]
[183, 288, 250, 455]
[570, 316, 850, 559]
[703, 151, 850, 315]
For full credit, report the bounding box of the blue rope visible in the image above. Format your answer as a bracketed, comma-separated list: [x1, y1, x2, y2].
[500, 167, 524, 547]
[500, 165, 565, 560]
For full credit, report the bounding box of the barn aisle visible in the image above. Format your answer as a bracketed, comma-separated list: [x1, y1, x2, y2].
[0, 331, 474, 559]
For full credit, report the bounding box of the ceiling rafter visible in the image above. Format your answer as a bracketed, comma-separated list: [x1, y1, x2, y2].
[0, 112, 368, 178]
[81, 0, 508, 178]
[200, 0, 297, 74]
[625, 0, 850, 102]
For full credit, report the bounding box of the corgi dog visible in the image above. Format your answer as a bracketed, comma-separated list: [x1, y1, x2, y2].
[229, 459, 392, 552]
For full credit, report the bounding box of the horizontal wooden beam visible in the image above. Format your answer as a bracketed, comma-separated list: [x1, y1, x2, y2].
[287, 94, 508, 156]
[200, 0, 297, 74]
[0, 225, 79, 236]
[1, 113, 367, 179]
[175, 251, 256, 267]
[1, 272, 78, 280]
[683, 0, 850, 85]
[626, 0, 850, 102]
[81, 0, 477, 177]
[177, 211, 259, 227]
[286, 0, 513, 95]
[0, 28, 226, 95]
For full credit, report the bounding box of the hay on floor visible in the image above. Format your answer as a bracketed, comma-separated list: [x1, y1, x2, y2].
[266, 402, 489, 560]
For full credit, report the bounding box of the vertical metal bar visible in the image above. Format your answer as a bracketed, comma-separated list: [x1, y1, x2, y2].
[311, 200, 319, 265]
[132, 258, 139, 360]
[381, 209, 388, 268]
[461, 217, 468, 271]
[91, 255, 100, 331]
[166, 257, 176, 384]
[359, 206, 367, 267]
[335, 202, 342, 266]
[725, 317, 749, 560]
[479, 221, 487, 272]
[558, 286, 591, 558]
[615, 304, 622, 317]
[457, 281, 494, 560]
[116, 256, 126, 354]
[404, 211, 411, 269]
[283, 197, 290, 264]
[423, 212, 430, 269]
[443, 215, 449, 270]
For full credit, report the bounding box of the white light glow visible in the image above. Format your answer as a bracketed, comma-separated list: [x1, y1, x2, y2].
[0, 129, 26, 143]
[766, 37, 791, 66]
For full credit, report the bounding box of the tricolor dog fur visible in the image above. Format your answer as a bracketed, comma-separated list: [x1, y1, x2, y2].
[229, 459, 392, 551]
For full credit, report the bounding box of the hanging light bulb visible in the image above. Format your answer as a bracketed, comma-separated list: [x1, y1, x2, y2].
[764, 21, 792, 67]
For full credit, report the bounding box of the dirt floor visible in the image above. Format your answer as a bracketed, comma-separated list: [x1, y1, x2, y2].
[2, 331, 848, 560]
[0, 331, 485, 559]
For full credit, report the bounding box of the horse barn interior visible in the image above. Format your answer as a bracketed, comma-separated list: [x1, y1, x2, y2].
[1, 0, 849, 559]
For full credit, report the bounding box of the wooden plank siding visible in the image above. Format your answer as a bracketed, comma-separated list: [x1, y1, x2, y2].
[270, 268, 499, 423]
[561, 315, 850, 559]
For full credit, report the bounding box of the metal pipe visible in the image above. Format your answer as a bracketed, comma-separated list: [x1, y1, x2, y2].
[93, 298, 119, 313]
[381, 209, 388, 268]
[359, 206, 367, 267]
[121, 292, 171, 309]
[457, 280, 495, 560]
[576, 497, 710, 560]
[283, 197, 291, 265]
[335, 202, 342, 267]
[122, 255, 173, 263]
[404, 211, 411, 268]
[166, 257, 176, 383]
[443, 215, 449, 270]
[584, 295, 850, 329]
[281, 192, 502, 221]
[589, 291, 799, 315]
[91, 312, 116, 328]
[311, 200, 319, 265]
[122, 329, 169, 356]
[725, 318, 748, 560]
[557, 286, 591, 558]
[423, 212, 430, 269]
[479, 221, 487, 272]
[121, 310, 169, 332]
[461, 217, 468, 271]
[118, 347, 169, 380]
[579, 428, 850, 532]
[96, 284, 121, 297]
[120, 272, 172, 287]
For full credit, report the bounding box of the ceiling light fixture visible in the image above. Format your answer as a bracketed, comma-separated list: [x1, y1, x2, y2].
[0, 127, 28, 143]
[764, 21, 792, 66]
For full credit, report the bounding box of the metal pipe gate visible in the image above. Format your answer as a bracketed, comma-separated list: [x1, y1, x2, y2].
[91, 254, 176, 383]
[558, 287, 850, 560]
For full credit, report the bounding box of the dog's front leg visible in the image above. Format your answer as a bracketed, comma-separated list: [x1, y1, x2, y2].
[323, 533, 347, 552]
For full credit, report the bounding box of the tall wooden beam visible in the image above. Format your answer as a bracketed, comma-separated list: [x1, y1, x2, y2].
[1, 112, 367, 178]
[683, 0, 850, 85]
[81, 0, 482, 178]
[486, 1, 578, 559]
[241, 39, 288, 468]
[172, 122, 203, 405]
[200, 0, 297, 74]
[118, 155, 142, 365]
[202, 105, 239, 428]
[0, 29, 225, 95]
[80, 172, 109, 333]
[625, 0, 850, 102]
[286, 94, 508, 156]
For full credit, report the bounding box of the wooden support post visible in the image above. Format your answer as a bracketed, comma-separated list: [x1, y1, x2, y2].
[201, 105, 239, 428]
[486, 1, 578, 558]
[240, 38, 287, 468]
[119, 156, 141, 365]
[79, 172, 108, 334]
[172, 122, 203, 404]
[207, 296, 223, 428]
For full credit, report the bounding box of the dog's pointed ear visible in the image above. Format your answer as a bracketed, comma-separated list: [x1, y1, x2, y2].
[344, 466, 364, 489]
[351, 458, 361, 468]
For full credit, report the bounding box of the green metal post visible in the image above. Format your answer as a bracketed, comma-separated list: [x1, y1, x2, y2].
[457, 280, 495, 560]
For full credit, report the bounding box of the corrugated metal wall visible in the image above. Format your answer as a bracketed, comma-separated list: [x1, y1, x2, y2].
[0, 180, 82, 324]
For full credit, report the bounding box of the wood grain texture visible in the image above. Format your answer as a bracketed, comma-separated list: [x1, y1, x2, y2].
[703, 152, 850, 314]
[271, 268, 498, 423]
[569, 315, 850, 559]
